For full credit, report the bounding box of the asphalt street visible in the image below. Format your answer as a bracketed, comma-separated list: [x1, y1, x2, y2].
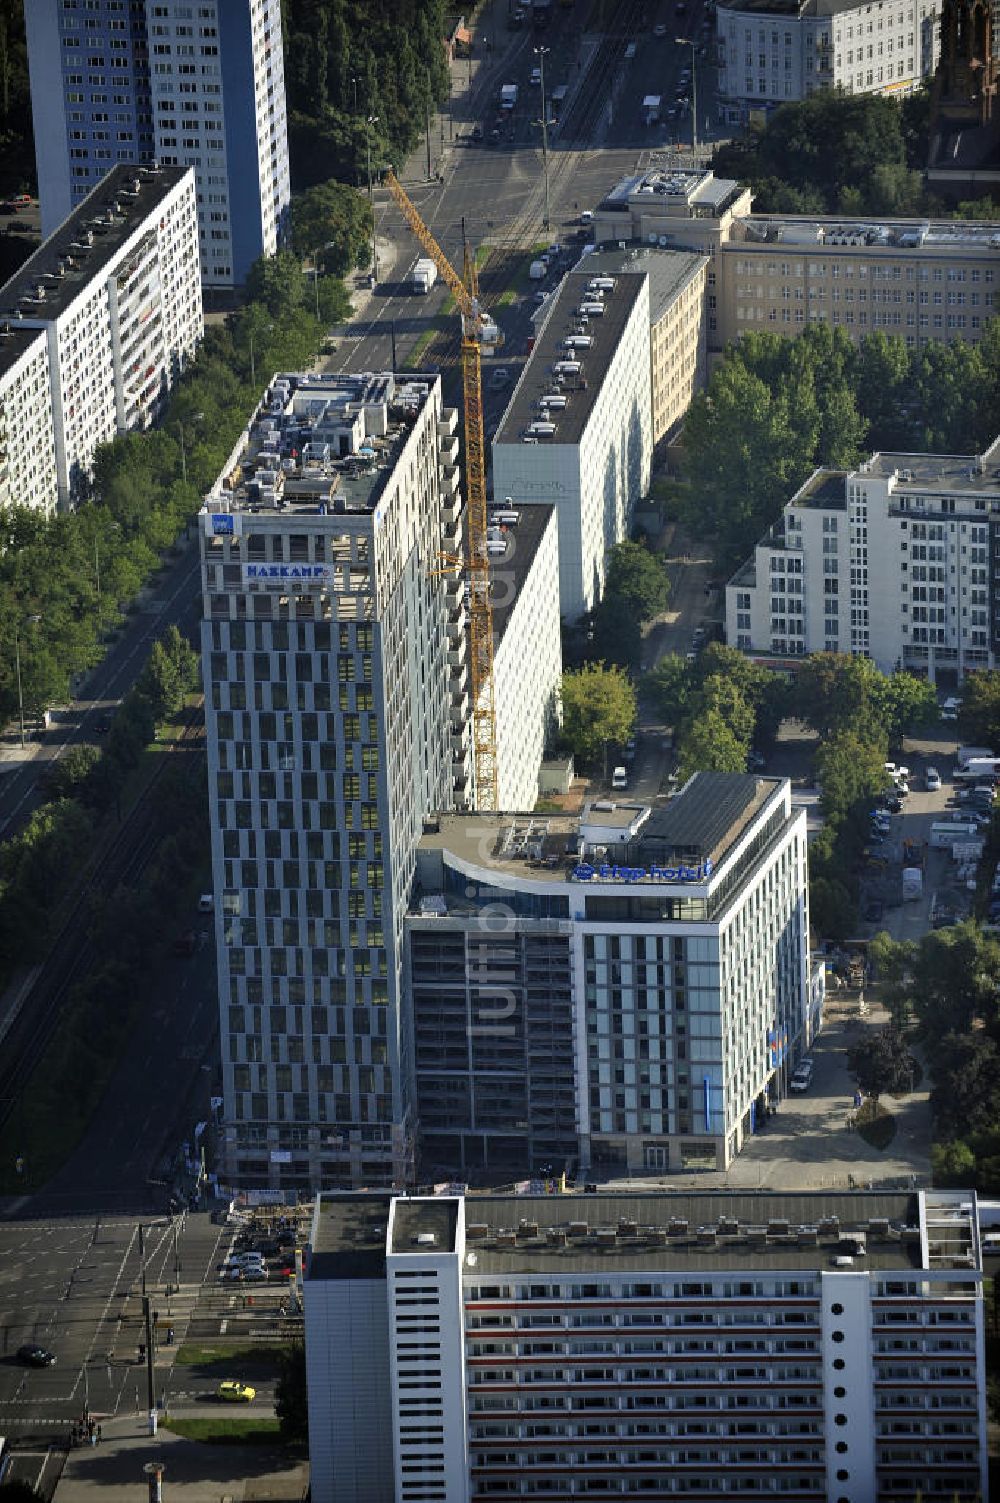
[0, 1212, 225, 1440]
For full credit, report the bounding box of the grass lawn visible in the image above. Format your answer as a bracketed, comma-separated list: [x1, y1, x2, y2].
[409, 327, 438, 366]
[162, 1416, 282, 1446]
[175, 1342, 291, 1373]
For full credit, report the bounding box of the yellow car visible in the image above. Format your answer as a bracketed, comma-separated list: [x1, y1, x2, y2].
[217, 1381, 256, 1403]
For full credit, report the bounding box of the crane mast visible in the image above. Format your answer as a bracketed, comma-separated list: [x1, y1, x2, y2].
[384, 169, 498, 811]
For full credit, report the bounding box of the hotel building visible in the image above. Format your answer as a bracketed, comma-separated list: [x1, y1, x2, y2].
[409, 771, 815, 1179]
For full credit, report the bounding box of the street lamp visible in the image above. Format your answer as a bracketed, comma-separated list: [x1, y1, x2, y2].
[175, 412, 204, 485]
[534, 46, 552, 231]
[366, 116, 380, 280]
[13, 614, 41, 750]
[675, 36, 698, 152]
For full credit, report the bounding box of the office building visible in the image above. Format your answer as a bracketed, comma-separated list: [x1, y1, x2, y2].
[409, 771, 815, 1178]
[575, 246, 709, 446]
[0, 162, 201, 509]
[25, 0, 290, 288]
[726, 434, 1000, 677]
[304, 1187, 987, 1503]
[199, 370, 469, 1191]
[716, 0, 940, 125]
[492, 270, 652, 621]
[591, 166, 1000, 356]
[487, 501, 562, 812]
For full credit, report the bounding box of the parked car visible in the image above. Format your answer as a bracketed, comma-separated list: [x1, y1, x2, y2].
[925, 767, 942, 792]
[941, 696, 961, 722]
[862, 899, 884, 923]
[612, 765, 628, 791]
[789, 1059, 814, 1092]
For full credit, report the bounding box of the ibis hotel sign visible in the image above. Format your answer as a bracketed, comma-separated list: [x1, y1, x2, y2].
[571, 859, 713, 884]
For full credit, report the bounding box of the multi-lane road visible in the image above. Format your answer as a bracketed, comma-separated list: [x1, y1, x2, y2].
[0, 1213, 226, 1440]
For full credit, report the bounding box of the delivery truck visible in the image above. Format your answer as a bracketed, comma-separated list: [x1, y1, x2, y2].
[411, 258, 438, 294]
[957, 745, 995, 768]
[500, 83, 518, 111]
[902, 866, 923, 901]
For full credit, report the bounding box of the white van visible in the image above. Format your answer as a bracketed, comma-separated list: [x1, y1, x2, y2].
[611, 766, 628, 791]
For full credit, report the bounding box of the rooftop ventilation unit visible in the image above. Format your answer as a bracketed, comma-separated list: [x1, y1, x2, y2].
[466, 1223, 488, 1241]
[567, 1221, 588, 1239]
[868, 1217, 890, 1237]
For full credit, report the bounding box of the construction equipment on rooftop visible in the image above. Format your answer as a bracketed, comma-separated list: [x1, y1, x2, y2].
[384, 167, 500, 811]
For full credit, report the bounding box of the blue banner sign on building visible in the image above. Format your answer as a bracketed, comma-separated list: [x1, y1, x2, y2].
[211, 513, 234, 535]
[571, 859, 713, 884]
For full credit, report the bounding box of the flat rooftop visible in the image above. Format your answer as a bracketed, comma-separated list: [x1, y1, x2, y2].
[466, 1192, 929, 1274]
[574, 245, 707, 325]
[205, 370, 438, 520]
[859, 443, 1000, 493]
[733, 213, 1000, 252]
[415, 776, 782, 894]
[493, 271, 646, 449]
[792, 469, 848, 509]
[0, 321, 45, 386]
[0, 164, 191, 326]
[391, 1199, 460, 1256]
[602, 168, 744, 218]
[635, 772, 774, 868]
[308, 1193, 392, 1281]
[487, 501, 555, 645]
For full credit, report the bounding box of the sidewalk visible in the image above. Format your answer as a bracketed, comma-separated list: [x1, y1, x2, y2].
[53, 1414, 307, 1502]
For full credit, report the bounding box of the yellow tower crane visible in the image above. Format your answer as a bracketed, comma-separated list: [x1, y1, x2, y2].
[384, 168, 500, 811]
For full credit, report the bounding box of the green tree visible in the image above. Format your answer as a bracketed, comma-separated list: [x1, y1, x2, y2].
[590, 594, 642, 671]
[956, 669, 1000, 746]
[677, 709, 748, 781]
[931, 1138, 977, 1187]
[881, 672, 938, 743]
[814, 729, 889, 825]
[928, 1031, 1000, 1140]
[604, 541, 670, 622]
[275, 1342, 308, 1444]
[38, 744, 102, 803]
[645, 654, 693, 726]
[290, 178, 373, 276]
[559, 664, 637, 769]
[847, 1024, 921, 1098]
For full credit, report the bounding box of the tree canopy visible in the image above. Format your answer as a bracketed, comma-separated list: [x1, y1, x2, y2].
[290, 178, 373, 276]
[559, 664, 637, 768]
[282, 0, 451, 189]
[712, 88, 933, 217]
[869, 923, 1000, 1190]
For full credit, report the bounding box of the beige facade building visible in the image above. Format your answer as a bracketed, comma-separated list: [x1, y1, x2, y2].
[593, 165, 1000, 357]
[578, 247, 709, 445]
